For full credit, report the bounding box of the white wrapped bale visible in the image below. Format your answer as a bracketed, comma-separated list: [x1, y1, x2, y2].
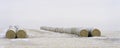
[15, 26, 27, 38]
[49, 27, 56, 32]
[56, 27, 88, 37]
[57, 28, 64, 33]
[88, 28, 101, 37]
[6, 26, 16, 39]
[40, 26, 89, 37]
[40, 26, 46, 30]
[51, 28, 57, 32]
[41, 26, 57, 32]
[40, 26, 49, 31]
[62, 28, 72, 34]
[46, 27, 51, 31]
[56, 27, 89, 37]
[57, 28, 63, 32]
[71, 28, 77, 34]
[42, 27, 49, 31]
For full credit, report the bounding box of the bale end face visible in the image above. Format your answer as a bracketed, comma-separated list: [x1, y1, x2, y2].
[79, 29, 89, 37]
[91, 29, 101, 37]
[16, 30, 27, 38]
[6, 30, 16, 39]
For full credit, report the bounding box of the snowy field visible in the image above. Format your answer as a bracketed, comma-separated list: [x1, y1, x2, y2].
[0, 0, 120, 48]
[0, 29, 120, 48]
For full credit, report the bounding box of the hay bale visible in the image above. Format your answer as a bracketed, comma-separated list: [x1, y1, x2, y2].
[5, 26, 16, 39]
[16, 29, 27, 38]
[6, 30, 16, 39]
[15, 26, 27, 38]
[90, 28, 101, 37]
[79, 29, 89, 37]
[73, 28, 89, 37]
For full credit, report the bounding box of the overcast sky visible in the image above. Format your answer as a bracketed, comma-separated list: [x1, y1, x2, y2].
[0, 0, 120, 31]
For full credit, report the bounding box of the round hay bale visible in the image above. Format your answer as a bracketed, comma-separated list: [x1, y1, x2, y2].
[91, 28, 101, 37]
[6, 30, 16, 39]
[79, 29, 89, 37]
[16, 30, 27, 38]
[71, 28, 89, 37]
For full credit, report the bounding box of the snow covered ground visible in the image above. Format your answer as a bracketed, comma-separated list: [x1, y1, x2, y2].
[0, 29, 120, 48]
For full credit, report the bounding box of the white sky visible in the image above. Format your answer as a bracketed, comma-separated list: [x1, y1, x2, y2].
[0, 0, 120, 31]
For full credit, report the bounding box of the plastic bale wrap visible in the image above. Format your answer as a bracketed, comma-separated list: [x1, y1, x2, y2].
[51, 28, 57, 32]
[41, 26, 56, 32]
[49, 27, 56, 32]
[44, 26, 49, 30]
[58, 28, 64, 33]
[56, 28, 60, 32]
[71, 28, 77, 34]
[40, 26, 90, 37]
[40, 26, 47, 30]
[41, 26, 50, 31]
[62, 28, 72, 34]
[54, 28, 58, 32]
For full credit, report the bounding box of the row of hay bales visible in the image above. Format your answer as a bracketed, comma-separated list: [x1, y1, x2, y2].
[40, 26, 101, 37]
[6, 26, 27, 39]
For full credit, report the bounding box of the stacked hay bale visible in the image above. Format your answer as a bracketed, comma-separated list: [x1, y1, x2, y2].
[6, 26, 16, 39]
[15, 26, 27, 38]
